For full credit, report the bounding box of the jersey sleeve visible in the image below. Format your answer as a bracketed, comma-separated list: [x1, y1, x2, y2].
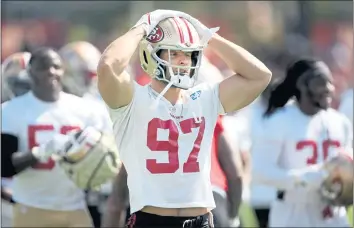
[198, 82, 226, 115]
[213, 83, 226, 115]
[251, 114, 327, 191]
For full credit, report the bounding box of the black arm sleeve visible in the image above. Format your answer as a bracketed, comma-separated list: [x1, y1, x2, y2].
[1, 133, 39, 177]
[1, 134, 18, 177]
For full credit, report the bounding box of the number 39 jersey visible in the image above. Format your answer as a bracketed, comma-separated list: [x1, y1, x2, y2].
[1, 91, 110, 210]
[108, 82, 225, 213]
[252, 102, 353, 191]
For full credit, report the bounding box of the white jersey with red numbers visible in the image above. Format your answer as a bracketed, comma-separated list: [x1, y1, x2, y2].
[252, 102, 352, 226]
[107, 82, 225, 214]
[1, 91, 109, 211]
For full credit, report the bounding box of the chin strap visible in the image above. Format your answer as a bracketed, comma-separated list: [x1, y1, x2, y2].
[150, 79, 175, 110]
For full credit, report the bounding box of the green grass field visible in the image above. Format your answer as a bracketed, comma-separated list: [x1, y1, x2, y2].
[347, 206, 353, 227]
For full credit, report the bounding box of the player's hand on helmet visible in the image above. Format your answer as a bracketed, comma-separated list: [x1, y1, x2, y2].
[31, 134, 71, 162]
[179, 15, 220, 46]
[132, 10, 192, 36]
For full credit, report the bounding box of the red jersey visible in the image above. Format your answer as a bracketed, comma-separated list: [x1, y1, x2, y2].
[136, 74, 151, 86]
[210, 116, 228, 191]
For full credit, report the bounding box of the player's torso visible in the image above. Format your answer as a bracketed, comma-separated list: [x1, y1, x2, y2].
[12, 93, 92, 210]
[117, 84, 218, 212]
[279, 107, 347, 169]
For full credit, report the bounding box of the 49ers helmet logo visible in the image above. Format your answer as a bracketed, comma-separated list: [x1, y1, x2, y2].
[146, 25, 164, 43]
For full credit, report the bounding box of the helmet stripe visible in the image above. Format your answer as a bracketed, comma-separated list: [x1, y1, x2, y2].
[172, 17, 184, 43]
[147, 13, 151, 25]
[180, 17, 194, 44]
[19, 55, 26, 69]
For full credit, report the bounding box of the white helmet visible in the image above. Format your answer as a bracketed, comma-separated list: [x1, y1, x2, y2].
[139, 17, 204, 90]
[1, 52, 31, 102]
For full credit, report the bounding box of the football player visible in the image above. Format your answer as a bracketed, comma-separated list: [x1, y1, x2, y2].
[1, 52, 32, 103]
[59, 40, 114, 228]
[252, 58, 353, 227]
[1, 52, 32, 227]
[98, 10, 271, 227]
[1, 47, 109, 227]
[248, 80, 281, 228]
[101, 59, 244, 228]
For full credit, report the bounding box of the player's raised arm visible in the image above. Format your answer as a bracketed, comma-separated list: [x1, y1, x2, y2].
[208, 34, 272, 113]
[97, 25, 145, 109]
[98, 10, 189, 109]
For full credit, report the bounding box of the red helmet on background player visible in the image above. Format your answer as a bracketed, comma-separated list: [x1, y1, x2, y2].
[59, 41, 101, 97]
[1, 52, 32, 102]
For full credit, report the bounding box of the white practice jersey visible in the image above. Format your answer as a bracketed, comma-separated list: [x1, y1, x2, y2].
[107, 82, 225, 213]
[338, 89, 353, 125]
[1, 91, 109, 210]
[252, 103, 353, 193]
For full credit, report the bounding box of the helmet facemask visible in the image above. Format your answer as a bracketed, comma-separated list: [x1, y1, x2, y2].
[139, 17, 206, 112]
[152, 46, 203, 90]
[140, 41, 204, 89]
[139, 17, 205, 90]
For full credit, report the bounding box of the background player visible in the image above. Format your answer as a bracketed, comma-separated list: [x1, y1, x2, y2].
[59, 40, 115, 227]
[252, 58, 352, 227]
[1, 47, 110, 227]
[1, 51, 32, 227]
[98, 10, 271, 227]
[210, 116, 244, 227]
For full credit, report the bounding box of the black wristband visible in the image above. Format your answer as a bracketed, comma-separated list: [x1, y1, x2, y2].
[12, 151, 39, 174]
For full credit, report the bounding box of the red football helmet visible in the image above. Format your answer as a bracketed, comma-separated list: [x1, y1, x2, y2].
[1, 52, 31, 102]
[59, 41, 101, 97]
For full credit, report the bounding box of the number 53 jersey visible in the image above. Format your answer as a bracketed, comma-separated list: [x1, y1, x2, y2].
[107, 82, 225, 213]
[1, 91, 111, 211]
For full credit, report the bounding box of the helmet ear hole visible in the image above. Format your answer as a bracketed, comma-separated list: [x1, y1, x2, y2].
[143, 51, 148, 64]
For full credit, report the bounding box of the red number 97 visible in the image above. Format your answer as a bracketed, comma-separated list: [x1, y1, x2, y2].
[146, 117, 205, 174]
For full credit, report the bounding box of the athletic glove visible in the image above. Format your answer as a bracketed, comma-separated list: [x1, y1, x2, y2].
[31, 134, 69, 162]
